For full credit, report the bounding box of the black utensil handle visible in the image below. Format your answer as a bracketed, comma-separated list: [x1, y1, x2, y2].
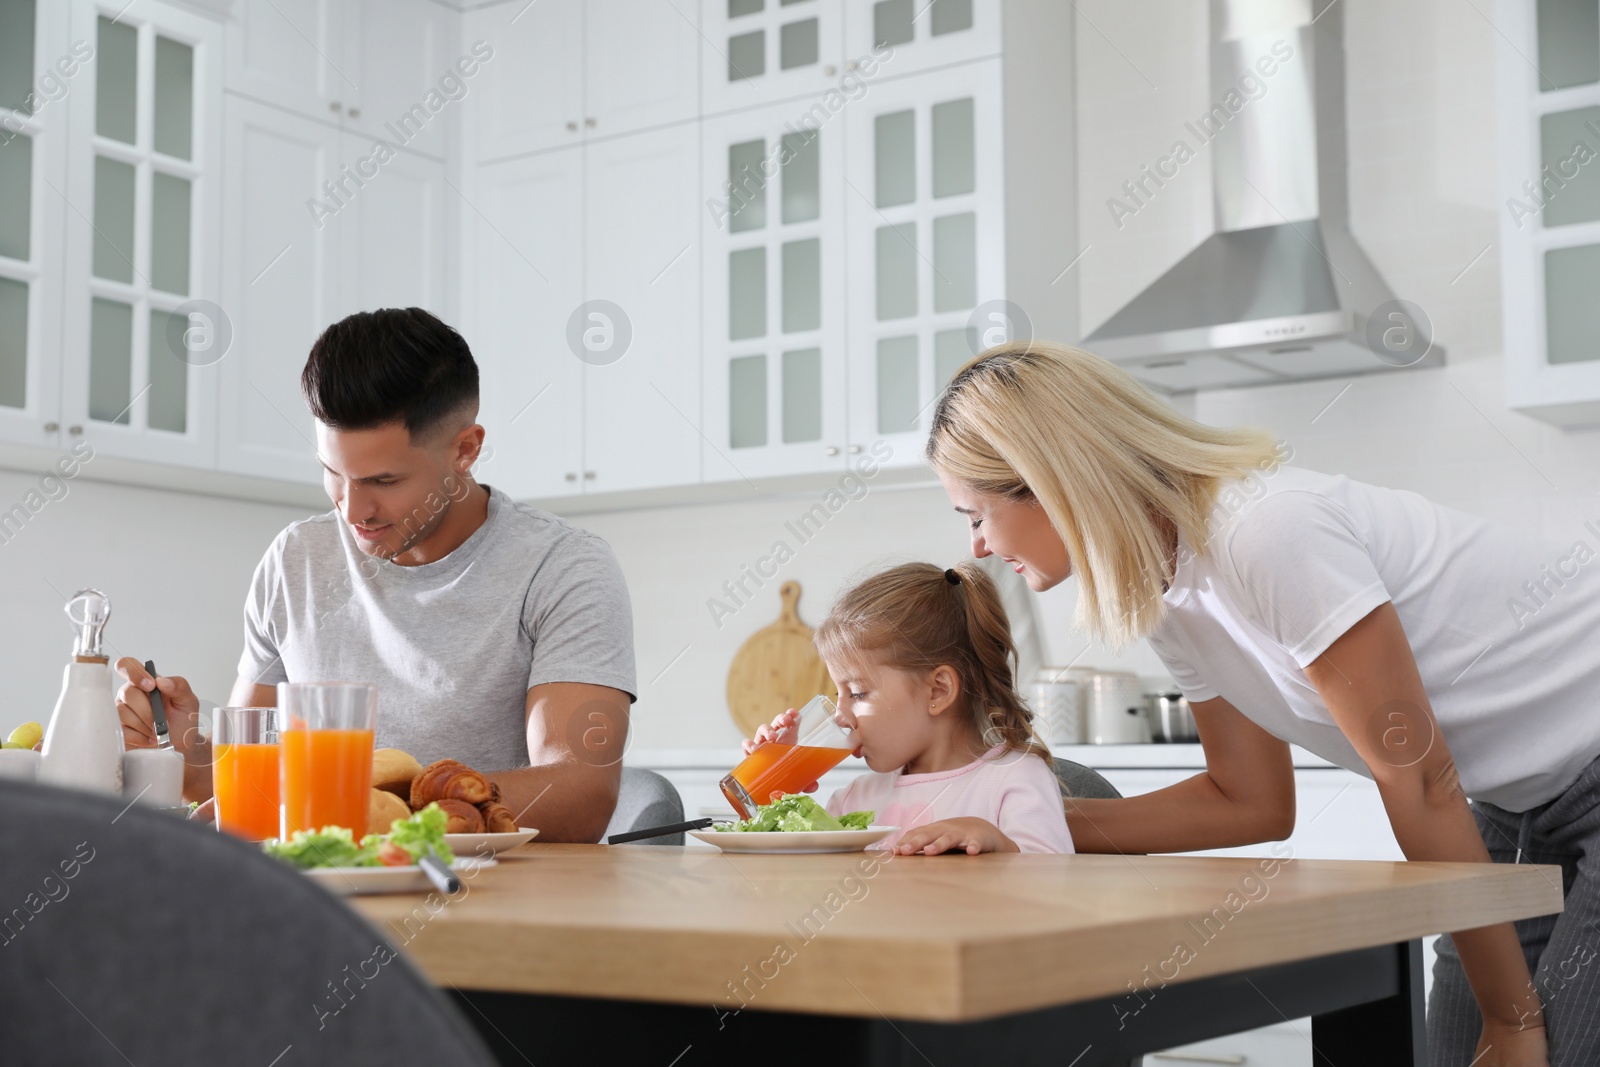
[143, 659, 171, 747]
[607, 818, 713, 845]
[420, 851, 461, 894]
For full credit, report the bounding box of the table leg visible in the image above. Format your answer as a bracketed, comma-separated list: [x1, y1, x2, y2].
[1310, 939, 1428, 1066]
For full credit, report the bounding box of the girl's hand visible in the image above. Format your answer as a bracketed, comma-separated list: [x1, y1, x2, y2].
[742, 708, 800, 755]
[894, 818, 1019, 856]
[1473, 1020, 1548, 1067]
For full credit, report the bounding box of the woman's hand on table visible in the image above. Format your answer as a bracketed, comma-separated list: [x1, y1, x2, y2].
[894, 818, 1018, 856]
[1474, 1019, 1548, 1067]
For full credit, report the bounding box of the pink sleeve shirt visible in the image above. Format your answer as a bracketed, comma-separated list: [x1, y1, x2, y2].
[825, 744, 1075, 854]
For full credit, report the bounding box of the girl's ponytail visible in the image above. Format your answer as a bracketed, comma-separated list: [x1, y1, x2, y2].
[946, 561, 1047, 755]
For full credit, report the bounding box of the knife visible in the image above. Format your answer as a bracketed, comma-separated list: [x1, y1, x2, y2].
[607, 817, 713, 845]
[144, 660, 172, 750]
[420, 844, 461, 895]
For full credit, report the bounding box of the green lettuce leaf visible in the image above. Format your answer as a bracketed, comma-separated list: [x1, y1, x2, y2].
[716, 794, 874, 832]
[262, 802, 455, 869]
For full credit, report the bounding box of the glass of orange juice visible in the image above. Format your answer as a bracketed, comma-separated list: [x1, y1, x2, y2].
[278, 682, 377, 840]
[212, 707, 280, 842]
[721, 694, 855, 819]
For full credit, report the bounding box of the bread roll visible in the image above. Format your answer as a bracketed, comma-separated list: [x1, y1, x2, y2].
[373, 748, 423, 798]
[410, 758, 493, 809]
[435, 797, 486, 834]
[478, 801, 519, 834]
[369, 789, 411, 835]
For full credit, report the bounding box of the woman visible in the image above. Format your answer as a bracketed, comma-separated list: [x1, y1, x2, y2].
[925, 341, 1600, 1067]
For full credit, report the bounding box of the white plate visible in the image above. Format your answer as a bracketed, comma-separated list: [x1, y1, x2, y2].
[689, 826, 898, 854]
[443, 827, 540, 855]
[303, 855, 497, 896]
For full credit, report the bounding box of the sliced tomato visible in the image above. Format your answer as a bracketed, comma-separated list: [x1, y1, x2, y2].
[376, 841, 413, 867]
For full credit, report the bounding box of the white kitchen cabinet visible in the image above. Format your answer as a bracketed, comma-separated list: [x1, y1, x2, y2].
[701, 93, 848, 481]
[582, 124, 702, 494]
[842, 0, 1001, 79]
[466, 0, 699, 163]
[225, 0, 454, 161]
[1498, 0, 1600, 426]
[217, 95, 340, 484]
[224, 0, 343, 127]
[584, 0, 701, 142]
[465, 147, 585, 501]
[843, 58, 1004, 469]
[0, 0, 70, 451]
[336, 143, 451, 320]
[59, 0, 224, 468]
[701, 0, 844, 116]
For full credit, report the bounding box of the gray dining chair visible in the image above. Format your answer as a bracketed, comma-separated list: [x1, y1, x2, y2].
[604, 766, 686, 844]
[1053, 756, 1123, 800]
[0, 778, 496, 1067]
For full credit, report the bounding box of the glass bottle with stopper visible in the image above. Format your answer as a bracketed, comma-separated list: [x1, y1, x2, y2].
[39, 588, 125, 795]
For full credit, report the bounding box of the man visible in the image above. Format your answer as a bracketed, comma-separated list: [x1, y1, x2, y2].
[116, 308, 636, 842]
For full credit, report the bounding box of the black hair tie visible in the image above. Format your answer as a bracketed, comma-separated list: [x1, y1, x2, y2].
[945, 568, 961, 585]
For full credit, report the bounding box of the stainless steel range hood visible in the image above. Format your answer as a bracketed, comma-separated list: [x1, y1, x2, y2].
[1084, 0, 1442, 392]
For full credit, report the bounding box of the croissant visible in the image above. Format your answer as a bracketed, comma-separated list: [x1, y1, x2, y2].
[410, 759, 493, 809]
[478, 801, 519, 834]
[434, 798, 486, 834]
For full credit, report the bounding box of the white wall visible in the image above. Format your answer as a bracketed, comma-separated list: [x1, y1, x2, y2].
[0, 470, 314, 738]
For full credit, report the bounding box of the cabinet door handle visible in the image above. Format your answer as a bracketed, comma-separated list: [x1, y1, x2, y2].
[68, 425, 83, 435]
[824, 446, 839, 457]
[43, 421, 59, 433]
[566, 120, 579, 132]
[845, 60, 859, 72]
[584, 116, 596, 128]
[329, 100, 342, 113]
[583, 471, 596, 480]
[822, 64, 837, 76]
[848, 444, 862, 454]
[565, 472, 578, 482]
[347, 106, 361, 119]
[1149, 1053, 1247, 1065]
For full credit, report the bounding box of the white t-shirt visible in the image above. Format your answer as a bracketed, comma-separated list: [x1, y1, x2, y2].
[1146, 465, 1600, 812]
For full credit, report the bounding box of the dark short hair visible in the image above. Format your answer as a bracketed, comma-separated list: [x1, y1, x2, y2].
[301, 308, 479, 439]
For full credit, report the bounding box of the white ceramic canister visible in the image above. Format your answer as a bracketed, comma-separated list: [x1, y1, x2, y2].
[1029, 668, 1085, 745]
[1088, 671, 1151, 744]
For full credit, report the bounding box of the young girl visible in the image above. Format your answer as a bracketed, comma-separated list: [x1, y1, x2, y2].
[743, 561, 1073, 855]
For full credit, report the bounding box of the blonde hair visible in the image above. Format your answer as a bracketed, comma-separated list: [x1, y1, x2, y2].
[926, 341, 1284, 649]
[814, 561, 1049, 762]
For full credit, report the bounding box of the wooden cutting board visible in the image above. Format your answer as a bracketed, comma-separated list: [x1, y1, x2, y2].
[726, 580, 836, 737]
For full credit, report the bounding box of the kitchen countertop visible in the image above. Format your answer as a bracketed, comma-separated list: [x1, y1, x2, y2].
[628, 743, 1337, 770]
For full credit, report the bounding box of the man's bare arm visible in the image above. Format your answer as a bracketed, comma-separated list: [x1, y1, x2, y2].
[485, 681, 631, 844]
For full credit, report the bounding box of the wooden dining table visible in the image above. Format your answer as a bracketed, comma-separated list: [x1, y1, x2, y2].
[350, 843, 1562, 1067]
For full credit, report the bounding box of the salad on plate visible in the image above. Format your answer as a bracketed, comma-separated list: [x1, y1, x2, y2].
[714, 794, 874, 833]
[262, 802, 456, 869]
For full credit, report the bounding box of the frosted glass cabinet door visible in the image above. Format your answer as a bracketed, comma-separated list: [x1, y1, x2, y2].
[844, 59, 1004, 468]
[842, 0, 999, 79]
[701, 0, 844, 115]
[702, 94, 847, 481]
[0, 0, 67, 449]
[60, 0, 221, 469]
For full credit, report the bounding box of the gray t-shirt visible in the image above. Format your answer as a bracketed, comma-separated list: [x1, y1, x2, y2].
[237, 485, 636, 771]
